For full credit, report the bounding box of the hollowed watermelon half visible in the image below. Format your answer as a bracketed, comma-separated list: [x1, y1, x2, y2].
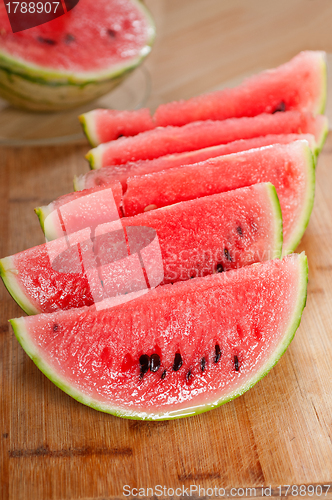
[75, 133, 316, 191]
[0, 0, 155, 111]
[9, 253, 308, 420]
[87, 111, 328, 168]
[79, 51, 326, 145]
[154, 51, 326, 127]
[0, 183, 283, 314]
[123, 141, 315, 255]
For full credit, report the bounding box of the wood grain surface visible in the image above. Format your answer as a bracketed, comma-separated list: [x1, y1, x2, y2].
[1, 1, 332, 499]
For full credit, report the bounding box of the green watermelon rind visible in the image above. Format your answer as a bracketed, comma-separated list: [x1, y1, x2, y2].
[34, 206, 50, 235]
[266, 183, 283, 259]
[315, 115, 329, 155]
[0, 257, 40, 315]
[282, 141, 315, 256]
[79, 112, 99, 148]
[9, 254, 308, 420]
[0, 0, 155, 110]
[316, 52, 327, 115]
[73, 174, 85, 192]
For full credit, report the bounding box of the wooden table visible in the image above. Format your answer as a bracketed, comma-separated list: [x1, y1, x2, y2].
[1, 1, 332, 498]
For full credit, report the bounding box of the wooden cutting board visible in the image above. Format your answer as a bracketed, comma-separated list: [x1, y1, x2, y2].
[2, 1, 332, 498]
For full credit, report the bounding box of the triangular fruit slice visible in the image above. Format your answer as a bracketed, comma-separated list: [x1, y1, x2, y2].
[123, 141, 315, 255]
[1, 183, 283, 314]
[75, 133, 316, 191]
[10, 253, 308, 420]
[79, 51, 326, 145]
[86, 111, 328, 168]
[154, 51, 326, 127]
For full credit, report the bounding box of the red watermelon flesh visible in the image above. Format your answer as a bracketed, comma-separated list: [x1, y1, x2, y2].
[76, 133, 316, 191]
[0, 0, 153, 74]
[9, 253, 308, 419]
[123, 141, 315, 255]
[154, 51, 326, 127]
[86, 112, 327, 168]
[80, 108, 156, 147]
[1, 184, 282, 315]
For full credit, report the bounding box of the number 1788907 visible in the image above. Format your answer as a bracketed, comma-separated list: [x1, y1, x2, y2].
[5, 2, 60, 14]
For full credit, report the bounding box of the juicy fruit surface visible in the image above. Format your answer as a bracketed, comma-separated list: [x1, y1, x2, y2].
[2, 184, 282, 314]
[11, 254, 308, 419]
[0, 0, 153, 74]
[123, 141, 315, 255]
[88, 111, 326, 168]
[76, 133, 316, 191]
[154, 51, 326, 126]
[92, 183, 283, 284]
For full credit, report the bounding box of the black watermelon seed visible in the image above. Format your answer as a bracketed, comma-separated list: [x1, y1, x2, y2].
[216, 263, 224, 273]
[139, 354, 150, 378]
[150, 354, 160, 372]
[107, 29, 116, 37]
[234, 355, 239, 372]
[214, 344, 221, 363]
[161, 370, 167, 380]
[186, 370, 192, 382]
[53, 324, 58, 332]
[224, 248, 232, 261]
[201, 358, 206, 372]
[65, 34, 75, 44]
[272, 101, 286, 113]
[236, 226, 243, 237]
[173, 352, 183, 372]
[37, 36, 56, 45]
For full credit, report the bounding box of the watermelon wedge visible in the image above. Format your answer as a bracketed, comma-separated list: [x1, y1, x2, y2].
[0, 0, 155, 111]
[1, 184, 283, 314]
[122, 141, 315, 255]
[79, 51, 326, 145]
[9, 253, 308, 420]
[154, 51, 326, 127]
[86, 112, 328, 169]
[79, 108, 156, 147]
[75, 133, 316, 191]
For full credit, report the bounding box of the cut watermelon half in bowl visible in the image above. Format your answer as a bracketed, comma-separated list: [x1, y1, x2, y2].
[9, 253, 308, 420]
[0, 0, 155, 111]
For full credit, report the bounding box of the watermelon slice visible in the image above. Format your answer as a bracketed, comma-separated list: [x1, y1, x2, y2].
[122, 141, 315, 255]
[1, 184, 283, 314]
[9, 253, 308, 420]
[86, 112, 328, 169]
[79, 51, 326, 145]
[75, 133, 316, 191]
[154, 51, 326, 127]
[79, 108, 156, 147]
[0, 0, 155, 111]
